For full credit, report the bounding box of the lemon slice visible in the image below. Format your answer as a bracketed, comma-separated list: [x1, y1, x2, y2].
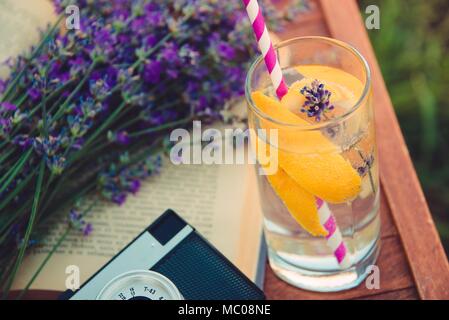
[251, 91, 361, 203]
[266, 168, 328, 236]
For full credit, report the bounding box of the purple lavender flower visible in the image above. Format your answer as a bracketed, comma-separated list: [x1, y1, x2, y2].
[69, 209, 93, 236]
[0, 102, 17, 112]
[89, 78, 111, 100]
[144, 34, 158, 47]
[56, 72, 71, 84]
[112, 193, 127, 205]
[128, 179, 141, 194]
[217, 42, 236, 60]
[104, 66, 118, 87]
[11, 110, 27, 125]
[69, 56, 89, 76]
[83, 223, 93, 236]
[46, 155, 66, 175]
[27, 87, 41, 102]
[0, 79, 6, 94]
[179, 44, 199, 66]
[143, 60, 162, 84]
[69, 209, 81, 222]
[166, 69, 179, 79]
[72, 137, 85, 150]
[0, 118, 12, 137]
[357, 153, 375, 177]
[12, 134, 32, 149]
[116, 131, 130, 145]
[300, 80, 334, 122]
[159, 42, 179, 62]
[94, 28, 113, 48]
[107, 130, 130, 145]
[131, 17, 147, 33]
[32, 135, 61, 157]
[147, 11, 164, 26]
[67, 115, 92, 138]
[16, 237, 39, 250]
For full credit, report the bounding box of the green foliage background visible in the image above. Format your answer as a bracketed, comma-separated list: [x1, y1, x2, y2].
[360, 0, 449, 253]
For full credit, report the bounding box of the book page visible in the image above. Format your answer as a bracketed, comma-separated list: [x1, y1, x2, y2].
[13, 154, 262, 291]
[0, 0, 56, 78]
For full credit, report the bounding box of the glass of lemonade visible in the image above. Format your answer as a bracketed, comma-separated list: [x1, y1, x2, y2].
[245, 37, 380, 292]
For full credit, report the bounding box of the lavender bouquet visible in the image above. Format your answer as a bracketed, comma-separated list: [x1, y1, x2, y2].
[0, 0, 304, 297]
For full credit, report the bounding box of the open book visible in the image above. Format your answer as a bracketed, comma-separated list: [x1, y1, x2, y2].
[6, 0, 265, 292]
[13, 157, 265, 291]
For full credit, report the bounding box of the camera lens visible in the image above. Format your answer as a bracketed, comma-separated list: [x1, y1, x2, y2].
[96, 270, 183, 300]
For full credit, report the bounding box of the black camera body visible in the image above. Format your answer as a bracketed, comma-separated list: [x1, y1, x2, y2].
[61, 209, 265, 300]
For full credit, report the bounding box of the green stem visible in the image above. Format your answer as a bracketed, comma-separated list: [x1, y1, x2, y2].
[42, 72, 49, 137]
[16, 197, 98, 299]
[2, 160, 45, 298]
[0, 258, 15, 292]
[15, 227, 71, 300]
[0, 172, 34, 219]
[132, 33, 173, 69]
[367, 168, 376, 194]
[0, 148, 15, 166]
[0, 78, 77, 152]
[0, 146, 64, 237]
[0, 77, 75, 150]
[0, 206, 32, 241]
[0, 149, 32, 196]
[77, 101, 128, 153]
[127, 140, 163, 166]
[0, 165, 45, 238]
[82, 139, 111, 157]
[39, 180, 96, 223]
[116, 116, 142, 131]
[356, 149, 376, 194]
[33, 77, 78, 120]
[52, 61, 99, 123]
[128, 117, 193, 138]
[0, 207, 29, 244]
[0, 14, 64, 103]
[12, 93, 28, 108]
[154, 99, 181, 112]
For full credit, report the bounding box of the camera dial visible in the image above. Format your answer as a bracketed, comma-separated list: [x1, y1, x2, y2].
[96, 270, 183, 300]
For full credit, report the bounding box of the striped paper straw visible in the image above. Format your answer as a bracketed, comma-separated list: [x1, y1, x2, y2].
[243, 0, 288, 99]
[317, 199, 351, 269]
[242, 0, 351, 269]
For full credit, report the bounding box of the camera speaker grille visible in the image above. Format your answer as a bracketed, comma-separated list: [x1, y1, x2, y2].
[151, 233, 265, 300]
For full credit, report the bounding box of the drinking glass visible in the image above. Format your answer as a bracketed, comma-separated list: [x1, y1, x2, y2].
[245, 36, 380, 292]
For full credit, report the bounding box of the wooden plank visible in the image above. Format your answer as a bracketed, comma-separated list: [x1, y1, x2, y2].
[356, 287, 419, 300]
[264, 236, 415, 300]
[276, 0, 329, 40]
[319, 0, 449, 299]
[379, 183, 397, 239]
[9, 290, 60, 300]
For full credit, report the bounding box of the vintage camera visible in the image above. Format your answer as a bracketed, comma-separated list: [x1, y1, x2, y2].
[60, 209, 265, 300]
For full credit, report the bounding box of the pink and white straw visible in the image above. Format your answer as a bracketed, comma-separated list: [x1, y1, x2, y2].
[243, 0, 288, 99]
[242, 0, 351, 269]
[317, 199, 351, 268]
